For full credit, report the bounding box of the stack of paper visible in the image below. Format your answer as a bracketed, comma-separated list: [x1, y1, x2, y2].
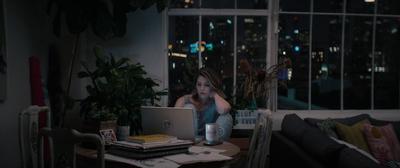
[163, 146, 232, 164]
[108, 139, 193, 159]
[127, 134, 178, 144]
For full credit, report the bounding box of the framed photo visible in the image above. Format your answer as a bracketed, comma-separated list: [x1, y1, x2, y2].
[99, 129, 117, 144]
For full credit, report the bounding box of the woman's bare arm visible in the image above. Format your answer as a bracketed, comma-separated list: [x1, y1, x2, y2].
[213, 93, 231, 114]
[174, 94, 191, 107]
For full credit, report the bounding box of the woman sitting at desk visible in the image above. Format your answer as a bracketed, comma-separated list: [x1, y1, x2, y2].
[175, 67, 233, 141]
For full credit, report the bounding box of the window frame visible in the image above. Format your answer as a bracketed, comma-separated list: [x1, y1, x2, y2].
[165, 0, 400, 112]
[167, 3, 275, 108]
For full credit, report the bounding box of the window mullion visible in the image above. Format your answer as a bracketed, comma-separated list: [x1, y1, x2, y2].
[308, 0, 314, 110]
[233, 15, 237, 105]
[371, 0, 378, 110]
[341, 0, 347, 111]
[198, 15, 202, 68]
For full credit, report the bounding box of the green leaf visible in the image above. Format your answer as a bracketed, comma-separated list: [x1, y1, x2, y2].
[65, 1, 89, 34]
[91, 1, 115, 40]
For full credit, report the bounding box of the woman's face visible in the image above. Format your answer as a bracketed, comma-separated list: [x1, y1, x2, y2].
[196, 75, 212, 100]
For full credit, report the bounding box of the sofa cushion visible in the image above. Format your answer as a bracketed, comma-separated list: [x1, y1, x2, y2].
[305, 114, 370, 127]
[369, 118, 400, 141]
[364, 123, 400, 161]
[301, 128, 345, 165]
[281, 114, 312, 145]
[337, 148, 381, 168]
[330, 136, 379, 164]
[363, 123, 394, 163]
[336, 120, 370, 153]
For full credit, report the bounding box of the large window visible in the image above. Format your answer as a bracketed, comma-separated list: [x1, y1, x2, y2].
[278, 0, 400, 110]
[168, 0, 269, 108]
[168, 0, 400, 110]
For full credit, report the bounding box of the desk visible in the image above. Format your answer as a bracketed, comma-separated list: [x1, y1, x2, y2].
[77, 141, 240, 168]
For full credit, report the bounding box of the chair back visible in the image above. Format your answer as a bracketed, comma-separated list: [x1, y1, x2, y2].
[246, 109, 273, 168]
[39, 128, 105, 168]
[19, 106, 50, 168]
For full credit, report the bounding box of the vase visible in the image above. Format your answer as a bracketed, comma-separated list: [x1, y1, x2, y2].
[248, 99, 258, 111]
[117, 125, 130, 141]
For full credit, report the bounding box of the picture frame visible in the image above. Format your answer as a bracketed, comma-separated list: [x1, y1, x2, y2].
[99, 129, 117, 144]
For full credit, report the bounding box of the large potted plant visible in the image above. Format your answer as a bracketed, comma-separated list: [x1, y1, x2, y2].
[78, 46, 165, 137]
[46, 0, 171, 128]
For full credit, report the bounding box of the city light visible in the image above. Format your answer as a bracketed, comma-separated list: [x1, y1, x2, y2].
[294, 29, 299, 34]
[172, 62, 176, 69]
[244, 18, 254, 23]
[209, 22, 214, 30]
[364, 0, 375, 3]
[227, 19, 232, 24]
[170, 52, 187, 58]
[294, 46, 300, 52]
[392, 28, 398, 34]
[190, 41, 213, 53]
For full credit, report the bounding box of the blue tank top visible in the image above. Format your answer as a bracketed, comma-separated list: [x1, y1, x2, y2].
[196, 100, 218, 136]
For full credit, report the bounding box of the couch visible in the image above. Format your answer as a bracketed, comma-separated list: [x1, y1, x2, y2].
[270, 113, 400, 168]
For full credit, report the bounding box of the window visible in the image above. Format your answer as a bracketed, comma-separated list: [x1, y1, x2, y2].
[278, 14, 310, 110]
[278, 0, 400, 110]
[374, 17, 400, 109]
[167, 0, 270, 108]
[168, 0, 400, 110]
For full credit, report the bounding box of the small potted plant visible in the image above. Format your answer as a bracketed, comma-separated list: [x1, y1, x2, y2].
[238, 57, 291, 109]
[116, 109, 130, 140]
[79, 46, 165, 137]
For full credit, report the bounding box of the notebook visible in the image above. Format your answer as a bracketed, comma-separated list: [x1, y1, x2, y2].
[141, 106, 196, 141]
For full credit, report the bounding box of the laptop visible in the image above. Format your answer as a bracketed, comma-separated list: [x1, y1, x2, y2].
[140, 106, 196, 141]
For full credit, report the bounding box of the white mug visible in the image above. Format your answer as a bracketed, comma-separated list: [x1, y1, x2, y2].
[205, 123, 220, 143]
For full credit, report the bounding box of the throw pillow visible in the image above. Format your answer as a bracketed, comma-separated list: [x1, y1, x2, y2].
[317, 119, 339, 138]
[369, 118, 400, 147]
[336, 119, 370, 153]
[366, 123, 400, 161]
[330, 136, 379, 164]
[363, 124, 393, 163]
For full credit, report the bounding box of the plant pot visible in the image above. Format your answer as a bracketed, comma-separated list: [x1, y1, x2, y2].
[117, 125, 130, 141]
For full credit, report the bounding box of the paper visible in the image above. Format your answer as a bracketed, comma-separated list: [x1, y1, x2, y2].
[189, 146, 226, 154]
[164, 152, 232, 164]
[164, 146, 231, 165]
[105, 154, 180, 168]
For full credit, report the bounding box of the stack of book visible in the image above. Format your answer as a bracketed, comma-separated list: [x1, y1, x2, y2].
[108, 134, 193, 159]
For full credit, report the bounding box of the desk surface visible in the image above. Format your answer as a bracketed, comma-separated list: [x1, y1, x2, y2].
[77, 141, 240, 168]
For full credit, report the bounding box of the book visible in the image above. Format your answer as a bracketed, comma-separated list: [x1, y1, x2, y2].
[126, 134, 177, 144]
[113, 139, 193, 150]
[107, 146, 189, 160]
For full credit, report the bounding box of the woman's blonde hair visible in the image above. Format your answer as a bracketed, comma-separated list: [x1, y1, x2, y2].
[192, 67, 225, 100]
